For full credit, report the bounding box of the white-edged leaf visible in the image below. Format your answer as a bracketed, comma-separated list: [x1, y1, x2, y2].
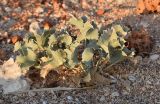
[59, 34, 72, 45]
[113, 25, 127, 37]
[48, 35, 57, 47]
[69, 17, 83, 29]
[86, 28, 99, 40]
[109, 29, 121, 48]
[82, 48, 94, 62]
[24, 39, 38, 51]
[14, 42, 21, 52]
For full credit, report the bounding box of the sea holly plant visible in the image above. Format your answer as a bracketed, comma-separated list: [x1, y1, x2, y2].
[14, 16, 135, 82]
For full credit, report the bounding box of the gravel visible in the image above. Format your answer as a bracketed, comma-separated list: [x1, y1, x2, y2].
[0, 0, 160, 103]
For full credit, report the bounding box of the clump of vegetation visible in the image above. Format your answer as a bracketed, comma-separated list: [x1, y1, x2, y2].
[14, 16, 134, 82]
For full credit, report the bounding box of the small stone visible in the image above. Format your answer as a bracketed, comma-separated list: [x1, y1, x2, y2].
[133, 56, 142, 65]
[75, 98, 79, 102]
[110, 76, 117, 84]
[128, 75, 136, 82]
[4, 7, 12, 12]
[140, 21, 149, 28]
[150, 54, 159, 61]
[28, 92, 36, 97]
[104, 88, 110, 96]
[35, 7, 44, 13]
[2, 79, 30, 94]
[122, 90, 129, 95]
[37, 18, 44, 22]
[146, 80, 152, 85]
[1, 0, 8, 5]
[111, 92, 119, 97]
[0, 58, 30, 94]
[67, 96, 73, 100]
[157, 60, 160, 65]
[5, 19, 16, 27]
[0, 99, 4, 103]
[42, 100, 47, 104]
[99, 96, 105, 102]
[14, 7, 22, 12]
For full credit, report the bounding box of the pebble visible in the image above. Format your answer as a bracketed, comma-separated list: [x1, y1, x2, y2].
[35, 7, 44, 13]
[122, 90, 129, 95]
[42, 100, 47, 104]
[111, 92, 119, 97]
[28, 92, 36, 97]
[146, 80, 152, 85]
[0, 58, 30, 94]
[128, 75, 136, 82]
[110, 76, 117, 84]
[67, 96, 73, 100]
[0, 99, 4, 103]
[99, 96, 105, 102]
[5, 19, 16, 27]
[104, 88, 110, 96]
[4, 7, 12, 12]
[157, 60, 160, 64]
[1, 0, 8, 5]
[14, 7, 22, 13]
[133, 56, 142, 65]
[140, 21, 149, 28]
[149, 54, 159, 61]
[2, 79, 30, 94]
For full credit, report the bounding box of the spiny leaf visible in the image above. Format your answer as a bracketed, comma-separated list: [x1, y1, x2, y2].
[34, 34, 43, 46]
[27, 48, 37, 60]
[64, 49, 77, 68]
[16, 48, 36, 68]
[48, 35, 57, 47]
[86, 28, 99, 40]
[108, 49, 124, 63]
[109, 29, 121, 48]
[69, 17, 83, 29]
[98, 30, 110, 53]
[80, 21, 92, 35]
[49, 50, 66, 68]
[24, 39, 38, 51]
[86, 40, 99, 49]
[65, 42, 80, 68]
[82, 48, 94, 62]
[59, 34, 72, 45]
[16, 56, 36, 68]
[76, 34, 86, 42]
[42, 32, 51, 47]
[14, 42, 21, 52]
[113, 25, 127, 37]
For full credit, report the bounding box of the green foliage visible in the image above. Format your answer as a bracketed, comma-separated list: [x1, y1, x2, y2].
[14, 16, 134, 81]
